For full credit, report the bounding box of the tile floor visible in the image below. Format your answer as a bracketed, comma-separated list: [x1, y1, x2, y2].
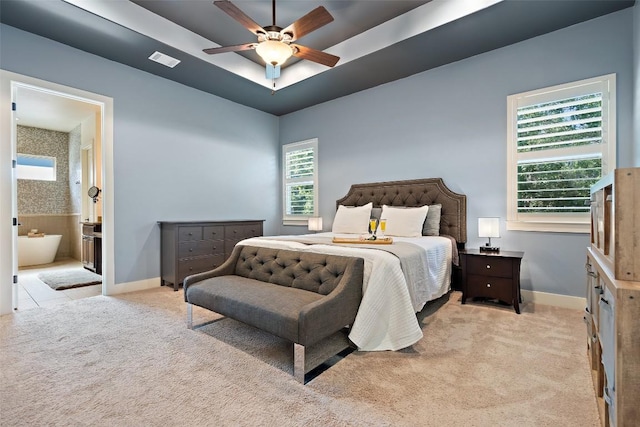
[17, 258, 102, 311]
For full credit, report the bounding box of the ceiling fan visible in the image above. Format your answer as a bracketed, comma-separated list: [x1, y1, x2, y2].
[203, 0, 340, 79]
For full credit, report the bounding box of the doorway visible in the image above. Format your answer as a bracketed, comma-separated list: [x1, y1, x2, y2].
[0, 70, 114, 314]
[16, 87, 101, 309]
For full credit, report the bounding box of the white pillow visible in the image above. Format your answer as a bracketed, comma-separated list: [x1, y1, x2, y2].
[381, 205, 429, 237]
[331, 202, 373, 234]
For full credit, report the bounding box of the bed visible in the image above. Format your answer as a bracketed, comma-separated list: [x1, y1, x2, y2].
[239, 178, 467, 351]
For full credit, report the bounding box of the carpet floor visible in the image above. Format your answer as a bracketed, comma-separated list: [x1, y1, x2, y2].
[37, 268, 102, 290]
[0, 288, 599, 426]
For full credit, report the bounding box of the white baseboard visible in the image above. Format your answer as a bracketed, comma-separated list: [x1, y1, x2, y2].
[106, 276, 160, 295]
[521, 290, 586, 310]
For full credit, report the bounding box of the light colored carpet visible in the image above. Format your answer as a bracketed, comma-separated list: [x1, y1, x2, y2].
[37, 268, 102, 290]
[0, 288, 599, 426]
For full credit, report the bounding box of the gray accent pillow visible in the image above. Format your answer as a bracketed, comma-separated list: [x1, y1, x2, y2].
[422, 204, 442, 236]
[370, 207, 382, 221]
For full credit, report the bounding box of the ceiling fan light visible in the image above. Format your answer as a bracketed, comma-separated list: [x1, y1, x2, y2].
[255, 40, 293, 67]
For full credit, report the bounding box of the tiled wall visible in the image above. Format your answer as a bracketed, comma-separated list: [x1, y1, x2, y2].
[17, 125, 82, 261]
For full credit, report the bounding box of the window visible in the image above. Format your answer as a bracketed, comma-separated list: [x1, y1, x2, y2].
[16, 154, 56, 181]
[507, 74, 616, 233]
[283, 139, 318, 225]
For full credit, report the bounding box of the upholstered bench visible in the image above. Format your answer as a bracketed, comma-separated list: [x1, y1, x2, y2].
[183, 245, 364, 383]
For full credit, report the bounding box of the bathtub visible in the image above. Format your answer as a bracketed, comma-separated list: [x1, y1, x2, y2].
[17, 234, 62, 267]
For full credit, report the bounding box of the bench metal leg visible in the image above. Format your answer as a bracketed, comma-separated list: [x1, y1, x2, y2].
[293, 343, 305, 384]
[186, 303, 193, 329]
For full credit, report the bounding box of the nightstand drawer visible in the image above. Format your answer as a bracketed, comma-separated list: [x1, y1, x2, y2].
[467, 274, 513, 301]
[467, 256, 513, 278]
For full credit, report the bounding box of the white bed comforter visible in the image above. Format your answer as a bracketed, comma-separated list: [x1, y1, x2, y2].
[238, 232, 452, 351]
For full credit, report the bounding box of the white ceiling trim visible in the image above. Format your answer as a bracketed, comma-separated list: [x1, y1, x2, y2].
[63, 0, 502, 92]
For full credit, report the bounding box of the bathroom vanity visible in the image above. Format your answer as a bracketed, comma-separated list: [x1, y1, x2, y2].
[81, 222, 102, 275]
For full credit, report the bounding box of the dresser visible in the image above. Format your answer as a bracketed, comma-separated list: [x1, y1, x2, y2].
[585, 168, 640, 427]
[159, 220, 264, 291]
[460, 249, 524, 314]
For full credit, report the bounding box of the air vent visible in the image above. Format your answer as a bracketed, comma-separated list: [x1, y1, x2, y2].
[148, 51, 181, 68]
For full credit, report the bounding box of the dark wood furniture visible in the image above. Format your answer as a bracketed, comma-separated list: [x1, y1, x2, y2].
[460, 249, 524, 314]
[159, 220, 264, 291]
[81, 222, 102, 275]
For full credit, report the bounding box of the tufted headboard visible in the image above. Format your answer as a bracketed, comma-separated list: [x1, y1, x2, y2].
[335, 178, 467, 246]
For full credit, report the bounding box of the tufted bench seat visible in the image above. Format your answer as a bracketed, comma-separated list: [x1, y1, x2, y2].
[183, 245, 364, 383]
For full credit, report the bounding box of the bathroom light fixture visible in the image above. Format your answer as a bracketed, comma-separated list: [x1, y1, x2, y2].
[478, 217, 500, 252]
[308, 217, 323, 232]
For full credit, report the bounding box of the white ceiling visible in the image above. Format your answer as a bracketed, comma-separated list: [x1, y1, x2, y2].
[15, 86, 100, 133]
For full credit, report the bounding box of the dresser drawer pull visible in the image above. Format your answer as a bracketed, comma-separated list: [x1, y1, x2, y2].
[600, 297, 610, 305]
[486, 265, 491, 269]
[486, 283, 491, 288]
[189, 248, 193, 252]
[594, 285, 603, 294]
[188, 232, 193, 236]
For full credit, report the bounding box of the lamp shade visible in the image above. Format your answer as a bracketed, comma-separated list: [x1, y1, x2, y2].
[478, 217, 500, 238]
[255, 40, 293, 67]
[308, 217, 323, 231]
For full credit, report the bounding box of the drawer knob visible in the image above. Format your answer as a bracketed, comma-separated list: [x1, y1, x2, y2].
[486, 265, 491, 269]
[188, 232, 193, 236]
[189, 249, 193, 252]
[486, 283, 491, 288]
[213, 246, 217, 250]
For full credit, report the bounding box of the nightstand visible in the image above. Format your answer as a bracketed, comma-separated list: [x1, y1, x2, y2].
[460, 249, 524, 314]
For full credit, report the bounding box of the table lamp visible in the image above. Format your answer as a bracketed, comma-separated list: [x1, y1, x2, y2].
[478, 217, 500, 252]
[308, 217, 323, 233]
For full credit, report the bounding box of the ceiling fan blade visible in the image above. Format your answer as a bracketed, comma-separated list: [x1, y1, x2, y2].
[281, 6, 334, 42]
[292, 44, 339, 67]
[203, 43, 256, 54]
[214, 0, 266, 35]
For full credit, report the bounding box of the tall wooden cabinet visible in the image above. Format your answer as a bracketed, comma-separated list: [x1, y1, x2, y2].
[159, 220, 264, 291]
[585, 168, 640, 427]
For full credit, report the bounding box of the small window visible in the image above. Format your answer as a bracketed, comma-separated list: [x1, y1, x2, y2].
[507, 74, 616, 233]
[283, 139, 318, 225]
[16, 154, 56, 181]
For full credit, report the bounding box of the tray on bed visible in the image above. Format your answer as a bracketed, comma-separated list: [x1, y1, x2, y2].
[332, 237, 394, 245]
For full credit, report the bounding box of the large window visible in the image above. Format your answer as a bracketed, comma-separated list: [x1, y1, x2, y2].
[16, 154, 56, 181]
[507, 74, 616, 233]
[283, 138, 318, 225]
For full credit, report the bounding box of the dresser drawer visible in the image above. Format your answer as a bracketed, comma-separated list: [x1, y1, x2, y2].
[178, 254, 225, 279]
[467, 274, 513, 302]
[467, 256, 513, 278]
[178, 240, 224, 258]
[203, 225, 224, 241]
[178, 226, 202, 241]
[225, 223, 262, 240]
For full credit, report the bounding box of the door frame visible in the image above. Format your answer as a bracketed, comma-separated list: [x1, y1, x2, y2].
[0, 70, 114, 314]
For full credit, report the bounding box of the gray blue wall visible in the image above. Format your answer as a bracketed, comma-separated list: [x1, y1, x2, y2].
[279, 9, 635, 297]
[1, 24, 280, 285]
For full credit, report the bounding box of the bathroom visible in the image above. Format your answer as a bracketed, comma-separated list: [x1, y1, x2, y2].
[16, 87, 103, 309]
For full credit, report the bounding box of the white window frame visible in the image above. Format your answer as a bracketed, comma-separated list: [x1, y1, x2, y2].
[282, 138, 318, 226]
[16, 153, 57, 181]
[506, 74, 616, 233]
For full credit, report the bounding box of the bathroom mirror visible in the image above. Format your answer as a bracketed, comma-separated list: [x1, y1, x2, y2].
[88, 186, 101, 203]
